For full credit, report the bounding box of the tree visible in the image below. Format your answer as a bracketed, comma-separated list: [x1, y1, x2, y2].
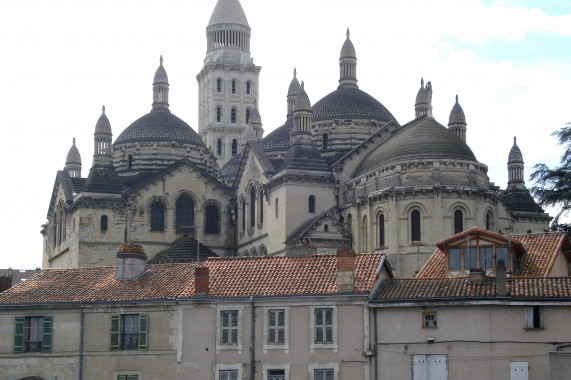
[530, 123, 571, 234]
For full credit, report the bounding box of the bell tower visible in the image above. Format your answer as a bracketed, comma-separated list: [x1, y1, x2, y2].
[197, 0, 262, 167]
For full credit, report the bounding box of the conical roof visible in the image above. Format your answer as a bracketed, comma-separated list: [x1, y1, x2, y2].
[95, 106, 112, 135]
[415, 78, 428, 106]
[153, 56, 168, 85]
[241, 123, 258, 143]
[448, 95, 466, 125]
[249, 104, 262, 125]
[288, 68, 301, 96]
[340, 28, 356, 58]
[508, 137, 524, 164]
[294, 82, 312, 112]
[66, 138, 81, 165]
[208, 0, 249, 27]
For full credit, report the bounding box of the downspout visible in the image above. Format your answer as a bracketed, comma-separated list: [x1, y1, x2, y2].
[79, 305, 85, 380]
[374, 307, 378, 380]
[250, 296, 256, 380]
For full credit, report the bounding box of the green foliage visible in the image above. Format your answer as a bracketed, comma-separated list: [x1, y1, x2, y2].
[530, 123, 571, 227]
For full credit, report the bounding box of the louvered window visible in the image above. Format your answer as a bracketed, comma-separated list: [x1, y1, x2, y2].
[110, 314, 148, 351]
[14, 316, 52, 353]
[220, 310, 238, 345]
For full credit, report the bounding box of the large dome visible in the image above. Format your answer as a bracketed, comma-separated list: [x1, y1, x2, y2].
[261, 119, 293, 152]
[114, 110, 205, 147]
[355, 116, 477, 177]
[312, 87, 395, 123]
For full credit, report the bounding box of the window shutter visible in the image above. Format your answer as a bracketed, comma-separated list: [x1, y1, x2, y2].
[138, 314, 148, 351]
[117, 376, 127, 380]
[13, 316, 25, 354]
[42, 315, 53, 353]
[525, 307, 533, 329]
[230, 370, 238, 380]
[127, 376, 139, 380]
[110, 315, 121, 351]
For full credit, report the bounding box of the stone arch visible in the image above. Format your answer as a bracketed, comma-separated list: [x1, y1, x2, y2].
[374, 207, 388, 248]
[259, 244, 267, 256]
[203, 200, 222, 235]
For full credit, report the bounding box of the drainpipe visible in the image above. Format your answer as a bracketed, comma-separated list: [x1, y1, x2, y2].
[374, 307, 378, 380]
[250, 296, 256, 380]
[79, 305, 85, 380]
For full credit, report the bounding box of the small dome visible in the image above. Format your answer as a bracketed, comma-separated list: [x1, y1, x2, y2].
[241, 123, 258, 143]
[448, 95, 466, 125]
[153, 56, 168, 85]
[95, 106, 112, 135]
[340, 28, 356, 58]
[66, 138, 81, 165]
[508, 137, 524, 164]
[294, 82, 312, 112]
[208, 0, 249, 27]
[415, 78, 428, 106]
[288, 68, 301, 96]
[312, 87, 395, 122]
[114, 110, 205, 147]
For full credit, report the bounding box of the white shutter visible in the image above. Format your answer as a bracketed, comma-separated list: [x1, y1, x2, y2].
[510, 362, 528, 380]
[413, 355, 429, 380]
[429, 355, 447, 380]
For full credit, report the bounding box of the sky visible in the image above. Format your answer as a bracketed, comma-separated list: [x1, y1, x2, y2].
[0, 0, 569, 269]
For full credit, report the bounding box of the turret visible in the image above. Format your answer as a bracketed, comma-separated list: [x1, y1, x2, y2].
[240, 100, 262, 148]
[65, 138, 82, 178]
[93, 106, 113, 166]
[415, 78, 433, 118]
[152, 56, 169, 112]
[291, 82, 313, 144]
[448, 95, 467, 143]
[287, 68, 301, 119]
[206, 0, 252, 62]
[338, 28, 358, 89]
[508, 137, 525, 189]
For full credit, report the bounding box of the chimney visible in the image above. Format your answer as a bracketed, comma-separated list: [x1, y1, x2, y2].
[115, 244, 147, 280]
[496, 259, 507, 297]
[0, 276, 12, 293]
[469, 268, 485, 284]
[337, 249, 356, 293]
[195, 267, 209, 297]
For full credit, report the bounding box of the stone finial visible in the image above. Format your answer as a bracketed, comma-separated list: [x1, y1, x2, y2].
[294, 68, 297, 78]
[73, 137, 76, 145]
[102, 105, 106, 114]
[160, 55, 163, 66]
[346, 27, 350, 38]
[421, 77, 424, 87]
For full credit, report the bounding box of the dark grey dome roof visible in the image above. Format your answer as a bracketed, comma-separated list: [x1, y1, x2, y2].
[448, 95, 466, 125]
[312, 87, 395, 123]
[208, 0, 249, 27]
[508, 137, 523, 164]
[355, 116, 477, 177]
[261, 119, 293, 152]
[114, 110, 205, 147]
[66, 139, 81, 165]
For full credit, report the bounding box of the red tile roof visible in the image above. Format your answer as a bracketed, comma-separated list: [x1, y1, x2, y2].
[374, 277, 571, 301]
[0, 254, 383, 305]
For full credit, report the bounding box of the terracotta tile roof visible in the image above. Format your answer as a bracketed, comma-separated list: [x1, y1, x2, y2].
[416, 232, 568, 279]
[0, 254, 383, 305]
[373, 277, 571, 302]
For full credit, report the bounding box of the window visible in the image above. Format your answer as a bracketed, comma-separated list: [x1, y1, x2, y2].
[231, 79, 236, 94]
[309, 195, 316, 213]
[101, 215, 108, 231]
[275, 198, 278, 217]
[379, 213, 385, 247]
[128, 154, 133, 170]
[232, 139, 238, 156]
[411, 210, 421, 242]
[449, 248, 461, 270]
[241, 198, 246, 232]
[250, 187, 256, 228]
[259, 190, 264, 224]
[220, 310, 238, 345]
[486, 212, 492, 231]
[13, 316, 53, 353]
[314, 369, 334, 380]
[347, 213, 352, 235]
[525, 307, 543, 329]
[231, 108, 237, 123]
[314, 308, 333, 344]
[110, 314, 148, 351]
[246, 81, 251, 95]
[324, 224, 328, 232]
[480, 246, 493, 269]
[454, 210, 463, 234]
[246, 109, 251, 124]
[422, 312, 437, 328]
[268, 309, 285, 344]
[217, 78, 222, 93]
[268, 370, 285, 380]
[217, 106, 222, 122]
[413, 355, 447, 380]
[118, 375, 139, 380]
[150, 201, 165, 231]
[322, 133, 328, 150]
[217, 138, 223, 156]
[448, 246, 508, 271]
[205, 204, 220, 234]
[176, 195, 194, 233]
[464, 247, 477, 269]
[220, 370, 238, 380]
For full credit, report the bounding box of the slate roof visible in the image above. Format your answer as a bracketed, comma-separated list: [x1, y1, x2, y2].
[261, 119, 293, 152]
[373, 277, 571, 302]
[277, 142, 331, 173]
[0, 254, 384, 304]
[208, 0, 249, 27]
[312, 87, 395, 123]
[502, 187, 545, 213]
[285, 208, 349, 244]
[149, 236, 218, 264]
[221, 152, 242, 180]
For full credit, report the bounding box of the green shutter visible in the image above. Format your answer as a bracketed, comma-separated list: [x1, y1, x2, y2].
[127, 376, 139, 380]
[13, 316, 25, 354]
[117, 376, 127, 380]
[42, 315, 53, 353]
[138, 314, 148, 351]
[110, 315, 121, 351]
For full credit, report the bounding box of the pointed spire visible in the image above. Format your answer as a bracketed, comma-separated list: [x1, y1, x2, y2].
[152, 56, 170, 112]
[339, 28, 358, 89]
[292, 81, 313, 142]
[448, 94, 467, 142]
[65, 137, 82, 178]
[93, 106, 113, 167]
[508, 136, 525, 188]
[287, 68, 302, 119]
[415, 78, 429, 118]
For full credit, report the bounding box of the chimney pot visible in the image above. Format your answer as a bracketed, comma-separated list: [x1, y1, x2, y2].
[337, 249, 356, 293]
[115, 244, 147, 280]
[195, 267, 210, 296]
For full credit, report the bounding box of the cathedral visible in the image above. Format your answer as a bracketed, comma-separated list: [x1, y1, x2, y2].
[42, 0, 550, 277]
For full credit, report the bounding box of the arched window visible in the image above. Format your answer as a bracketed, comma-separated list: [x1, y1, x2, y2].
[339, 215, 345, 227]
[252, 248, 258, 257]
[204, 204, 220, 234]
[217, 139, 223, 156]
[275, 198, 279, 217]
[454, 210, 463, 234]
[260, 245, 267, 256]
[232, 139, 238, 156]
[259, 190, 264, 224]
[411, 210, 421, 242]
[250, 187, 256, 227]
[362, 216, 368, 252]
[241, 198, 246, 232]
[246, 109, 251, 124]
[486, 212, 492, 231]
[100, 215, 108, 232]
[246, 81, 251, 95]
[322, 133, 328, 150]
[216, 106, 222, 122]
[308, 195, 316, 213]
[231, 79, 236, 94]
[176, 195, 194, 233]
[231, 108, 237, 123]
[150, 201, 165, 232]
[347, 213, 352, 235]
[216, 78, 222, 93]
[52, 213, 57, 247]
[378, 213, 385, 247]
[128, 155, 133, 170]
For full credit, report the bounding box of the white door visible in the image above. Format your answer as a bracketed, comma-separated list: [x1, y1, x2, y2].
[413, 355, 447, 380]
[413, 355, 429, 379]
[429, 355, 447, 380]
[510, 362, 529, 380]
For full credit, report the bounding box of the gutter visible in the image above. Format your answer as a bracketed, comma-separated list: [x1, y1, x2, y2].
[79, 305, 85, 380]
[250, 296, 256, 380]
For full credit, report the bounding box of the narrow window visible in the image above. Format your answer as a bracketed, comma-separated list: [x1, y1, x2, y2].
[308, 195, 316, 214]
[100, 215, 108, 231]
[324, 224, 329, 232]
[259, 190, 264, 224]
[485, 212, 492, 231]
[314, 369, 334, 380]
[231, 79, 236, 94]
[275, 198, 278, 218]
[268, 309, 285, 344]
[205, 204, 220, 234]
[422, 312, 437, 328]
[220, 310, 238, 345]
[232, 139, 238, 156]
[216, 78, 222, 93]
[250, 187, 256, 227]
[231, 108, 237, 123]
[362, 216, 368, 252]
[150, 201, 165, 232]
[480, 246, 494, 269]
[449, 248, 461, 270]
[378, 214, 385, 247]
[411, 210, 421, 242]
[464, 247, 477, 269]
[525, 307, 543, 329]
[454, 210, 463, 234]
[322, 133, 328, 150]
[241, 198, 246, 232]
[246, 81, 251, 95]
[246, 109, 251, 124]
[314, 308, 333, 344]
[219, 370, 238, 380]
[217, 139, 223, 156]
[175, 195, 194, 233]
[128, 154, 133, 170]
[216, 106, 222, 122]
[347, 213, 352, 235]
